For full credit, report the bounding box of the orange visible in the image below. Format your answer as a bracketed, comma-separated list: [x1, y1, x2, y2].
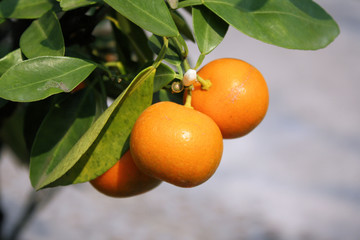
[187, 58, 269, 139]
[90, 150, 161, 197]
[130, 101, 223, 188]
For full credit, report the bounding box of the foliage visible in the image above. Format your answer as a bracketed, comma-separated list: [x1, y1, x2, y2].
[0, 0, 339, 190]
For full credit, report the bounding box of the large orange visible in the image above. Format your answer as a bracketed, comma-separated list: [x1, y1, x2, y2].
[130, 101, 223, 188]
[188, 58, 269, 139]
[90, 151, 161, 197]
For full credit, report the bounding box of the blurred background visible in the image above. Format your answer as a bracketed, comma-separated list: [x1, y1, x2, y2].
[1, 0, 360, 239]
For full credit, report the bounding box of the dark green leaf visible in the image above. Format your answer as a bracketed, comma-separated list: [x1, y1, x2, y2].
[0, 56, 96, 102]
[171, 10, 195, 42]
[0, 49, 23, 76]
[23, 99, 52, 151]
[153, 88, 183, 104]
[20, 11, 65, 58]
[104, 0, 179, 37]
[149, 35, 183, 65]
[153, 63, 176, 92]
[60, 0, 101, 11]
[33, 66, 155, 189]
[113, 13, 154, 64]
[203, 0, 340, 50]
[193, 5, 228, 54]
[0, 0, 57, 19]
[30, 89, 97, 189]
[0, 98, 7, 108]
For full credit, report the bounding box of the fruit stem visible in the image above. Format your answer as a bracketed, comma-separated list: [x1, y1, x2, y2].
[197, 75, 212, 90]
[184, 86, 194, 109]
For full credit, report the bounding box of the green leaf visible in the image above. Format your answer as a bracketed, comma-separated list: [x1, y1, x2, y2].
[153, 63, 176, 92]
[0, 98, 7, 108]
[203, 0, 340, 50]
[104, 0, 179, 37]
[0, 0, 57, 19]
[0, 49, 23, 76]
[20, 11, 65, 58]
[112, 13, 154, 64]
[171, 10, 195, 42]
[30, 89, 97, 189]
[33, 66, 155, 189]
[0, 56, 96, 102]
[153, 88, 183, 104]
[0, 18, 4, 24]
[60, 0, 101, 11]
[193, 5, 229, 54]
[149, 35, 182, 65]
[23, 99, 52, 151]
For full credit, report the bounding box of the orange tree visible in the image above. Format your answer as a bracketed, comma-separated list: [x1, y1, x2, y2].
[0, 1, 339, 192]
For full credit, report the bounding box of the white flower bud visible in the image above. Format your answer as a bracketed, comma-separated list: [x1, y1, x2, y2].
[182, 69, 197, 86]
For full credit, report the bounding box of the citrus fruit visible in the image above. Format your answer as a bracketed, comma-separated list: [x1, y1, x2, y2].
[90, 150, 161, 197]
[186, 58, 269, 139]
[130, 101, 223, 188]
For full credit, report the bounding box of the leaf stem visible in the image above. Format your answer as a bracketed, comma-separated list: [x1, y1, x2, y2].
[195, 53, 205, 70]
[153, 37, 169, 69]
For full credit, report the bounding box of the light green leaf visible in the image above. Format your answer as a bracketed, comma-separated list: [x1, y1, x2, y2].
[20, 11, 65, 58]
[193, 5, 228, 54]
[60, 0, 101, 11]
[0, 0, 57, 19]
[0, 49, 23, 76]
[203, 0, 340, 50]
[30, 89, 97, 189]
[33, 66, 155, 189]
[104, 0, 179, 37]
[0, 56, 96, 102]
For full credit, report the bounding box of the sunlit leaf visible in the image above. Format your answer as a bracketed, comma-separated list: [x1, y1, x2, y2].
[0, 49, 23, 76]
[203, 0, 340, 49]
[104, 0, 179, 37]
[0, 0, 57, 19]
[60, 0, 101, 11]
[20, 11, 65, 58]
[30, 89, 97, 189]
[193, 5, 228, 54]
[0, 56, 96, 102]
[32, 66, 155, 189]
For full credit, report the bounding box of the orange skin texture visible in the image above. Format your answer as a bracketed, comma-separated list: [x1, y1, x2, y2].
[188, 58, 269, 139]
[90, 151, 161, 198]
[130, 101, 223, 188]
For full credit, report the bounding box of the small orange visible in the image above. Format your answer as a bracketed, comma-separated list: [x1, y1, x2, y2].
[90, 150, 161, 197]
[130, 101, 223, 188]
[187, 58, 269, 139]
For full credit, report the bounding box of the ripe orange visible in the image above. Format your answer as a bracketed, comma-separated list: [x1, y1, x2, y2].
[90, 150, 161, 197]
[130, 101, 223, 188]
[187, 58, 269, 139]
